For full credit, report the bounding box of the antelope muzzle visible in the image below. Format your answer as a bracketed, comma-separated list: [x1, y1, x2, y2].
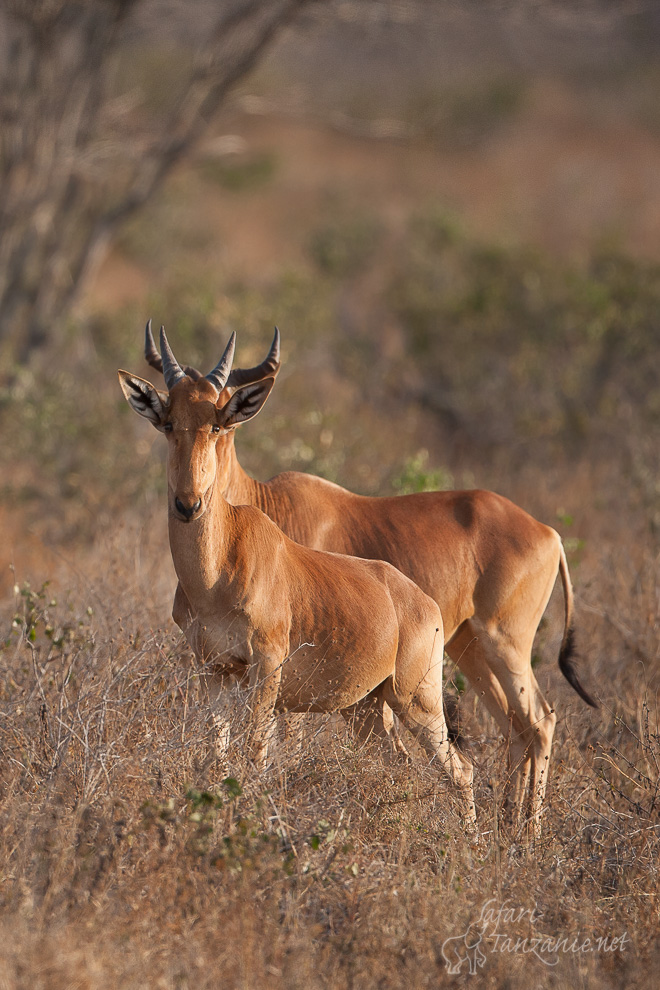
[174, 496, 203, 522]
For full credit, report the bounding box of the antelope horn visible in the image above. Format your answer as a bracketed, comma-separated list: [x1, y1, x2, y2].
[205, 331, 237, 392]
[159, 326, 187, 391]
[227, 327, 281, 388]
[145, 319, 203, 381]
[144, 319, 163, 374]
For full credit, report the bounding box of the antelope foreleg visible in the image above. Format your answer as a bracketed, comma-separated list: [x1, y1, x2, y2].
[203, 672, 236, 768]
[248, 654, 283, 769]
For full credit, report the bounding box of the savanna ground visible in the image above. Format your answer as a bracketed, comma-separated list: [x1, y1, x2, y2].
[0, 42, 659, 989]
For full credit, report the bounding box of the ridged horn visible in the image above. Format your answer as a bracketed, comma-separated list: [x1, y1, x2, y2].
[145, 320, 203, 381]
[227, 327, 281, 388]
[159, 326, 187, 391]
[144, 319, 163, 374]
[205, 332, 237, 392]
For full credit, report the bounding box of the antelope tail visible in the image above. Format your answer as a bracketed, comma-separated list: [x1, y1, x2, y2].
[557, 541, 598, 708]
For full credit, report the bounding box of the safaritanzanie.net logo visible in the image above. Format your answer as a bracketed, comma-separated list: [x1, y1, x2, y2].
[440, 898, 630, 975]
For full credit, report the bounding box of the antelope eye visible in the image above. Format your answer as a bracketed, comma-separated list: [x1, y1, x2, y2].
[211, 424, 221, 435]
[163, 422, 173, 433]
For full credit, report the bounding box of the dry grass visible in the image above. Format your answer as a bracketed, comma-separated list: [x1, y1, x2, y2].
[0, 511, 657, 989]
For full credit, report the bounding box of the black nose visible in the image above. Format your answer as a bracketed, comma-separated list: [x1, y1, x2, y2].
[175, 497, 202, 520]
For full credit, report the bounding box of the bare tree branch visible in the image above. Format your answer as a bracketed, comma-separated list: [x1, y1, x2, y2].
[0, 0, 310, 362]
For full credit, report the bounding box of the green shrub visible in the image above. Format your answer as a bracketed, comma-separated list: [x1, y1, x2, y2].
[392, 449, 454, 495]
[199, 151, 278, 192]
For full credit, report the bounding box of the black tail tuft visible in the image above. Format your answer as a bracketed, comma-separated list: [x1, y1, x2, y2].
[558, 628, 598, 709]
[444, 694, 471, 754]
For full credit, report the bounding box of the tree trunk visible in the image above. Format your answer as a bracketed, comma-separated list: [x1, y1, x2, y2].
[0, 0, 310, 366]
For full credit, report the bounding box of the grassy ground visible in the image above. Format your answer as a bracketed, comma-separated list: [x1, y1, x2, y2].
[0, 552, 656, 988]
[0, 74, 659, 986]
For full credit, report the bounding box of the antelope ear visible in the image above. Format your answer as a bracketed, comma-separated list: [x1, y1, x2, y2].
[118, 371, 168, 426]
[217, 377, 275, 428]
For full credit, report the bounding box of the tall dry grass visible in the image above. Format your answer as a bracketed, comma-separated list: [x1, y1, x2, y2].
[0, 506, 657, 988]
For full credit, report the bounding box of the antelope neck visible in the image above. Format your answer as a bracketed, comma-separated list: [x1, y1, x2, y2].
[214, 433, 274, 517]
[168, 481, 236, 597]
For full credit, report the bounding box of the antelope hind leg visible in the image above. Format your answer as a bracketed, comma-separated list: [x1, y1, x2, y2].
[448, 619, 556, 837]
[384, 632, 476, 826]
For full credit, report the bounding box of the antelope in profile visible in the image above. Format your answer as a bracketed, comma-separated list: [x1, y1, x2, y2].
[118, 331, 475, 821]
[140, 323, 596, 832]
